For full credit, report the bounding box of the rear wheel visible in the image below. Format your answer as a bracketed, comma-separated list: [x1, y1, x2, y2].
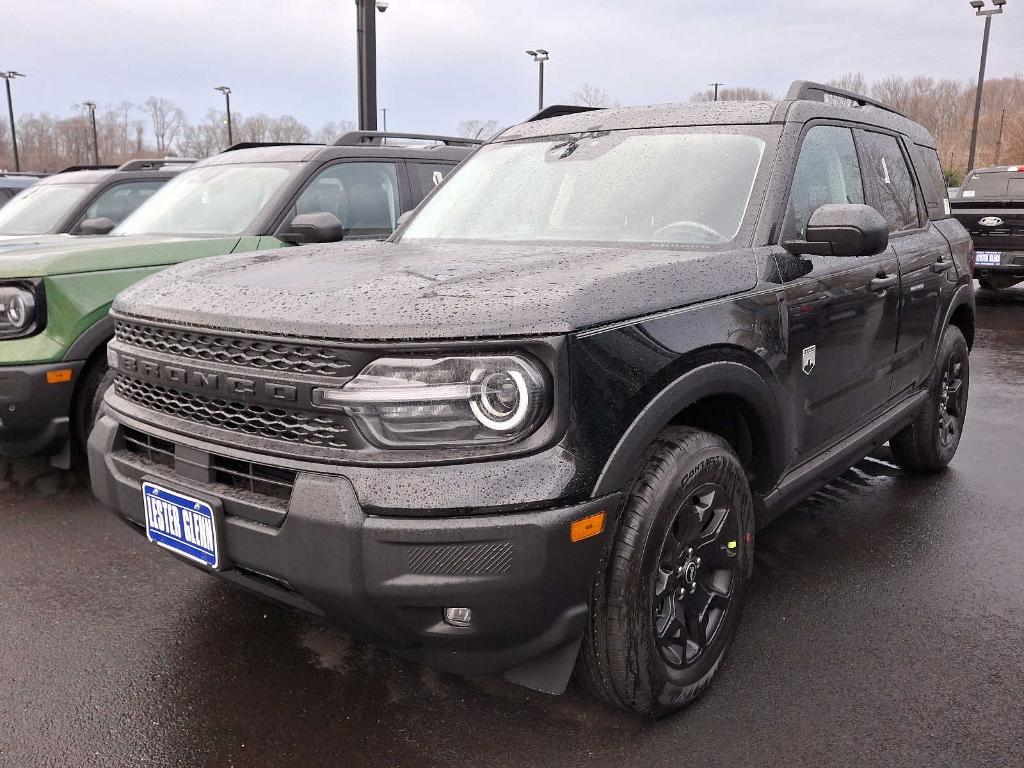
[577, 427, 754, 717]
[890, 325, 969, 473]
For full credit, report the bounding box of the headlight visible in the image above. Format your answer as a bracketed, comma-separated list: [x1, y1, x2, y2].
[0, 281, 44, 340]
[312, 355, 549, 448]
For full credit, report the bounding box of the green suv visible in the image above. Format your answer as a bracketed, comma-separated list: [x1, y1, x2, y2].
[0, 131, 479, 466]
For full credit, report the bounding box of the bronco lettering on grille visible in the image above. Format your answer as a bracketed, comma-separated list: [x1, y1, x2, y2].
[116, 353, 299, 404]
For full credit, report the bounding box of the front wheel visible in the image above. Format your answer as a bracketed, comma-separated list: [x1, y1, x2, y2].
[577, 427, 754, 717]
[890, 325, 969, 473]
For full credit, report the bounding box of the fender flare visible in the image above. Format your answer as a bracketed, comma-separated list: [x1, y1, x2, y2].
[63, 315, 114, 363]
[591, 360, 788, 498]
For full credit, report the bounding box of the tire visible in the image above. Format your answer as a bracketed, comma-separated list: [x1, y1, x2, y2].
[73, 361, 116, 450]
[890, 325, 969, 473]
[577, 427, 755, 717]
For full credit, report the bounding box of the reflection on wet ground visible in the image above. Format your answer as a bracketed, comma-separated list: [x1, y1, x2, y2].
[2, 285, 1023, 767]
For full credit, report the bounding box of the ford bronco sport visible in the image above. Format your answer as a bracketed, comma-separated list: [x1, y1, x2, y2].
[0, 132, 477, 465]
[90, 82, 975, 716]
[0, 159, 193, 243]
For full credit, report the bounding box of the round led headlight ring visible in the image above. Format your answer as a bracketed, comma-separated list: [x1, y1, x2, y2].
[5, 290, 33, 330]
[469, 368, 531, 431]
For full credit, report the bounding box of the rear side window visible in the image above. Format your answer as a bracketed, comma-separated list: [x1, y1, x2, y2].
[784, 125, 864, 240]
[858, 131, 921, 233]
[411, 162, 457, 198]
[911, 145, 949, 220]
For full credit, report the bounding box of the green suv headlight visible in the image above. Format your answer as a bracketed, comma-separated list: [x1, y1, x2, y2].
[0, 280, 44, 340]
[312, 355, 549, 448]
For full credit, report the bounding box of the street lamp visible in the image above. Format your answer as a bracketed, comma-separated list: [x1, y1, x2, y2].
[708, 82, 725, 101]
[1, 70, 25, 172]
[526, 49, 549, 110]
[967, 0, 1007, 172]
[82, 101, 99, 165]
[355, 0, 389, 131]
[215, 86, 233, 146]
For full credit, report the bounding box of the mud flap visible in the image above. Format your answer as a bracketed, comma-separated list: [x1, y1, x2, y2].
[502, 637, 582, 695]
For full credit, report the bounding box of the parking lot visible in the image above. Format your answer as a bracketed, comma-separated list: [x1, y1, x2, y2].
[0, 285, 1019, 768]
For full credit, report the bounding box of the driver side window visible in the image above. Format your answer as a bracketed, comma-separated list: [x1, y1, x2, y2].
[784, 126, 864, 240]
[289, 161, 399, 239]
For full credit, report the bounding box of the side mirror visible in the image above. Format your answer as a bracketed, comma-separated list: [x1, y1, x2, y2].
[279, 212, 345, 245]
[77, 217, 116, 235]
[783, 204, 889, 258]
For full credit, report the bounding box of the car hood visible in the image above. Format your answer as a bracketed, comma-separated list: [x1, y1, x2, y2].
[0, 235, 243, 278]
[115, 239, 760, 340]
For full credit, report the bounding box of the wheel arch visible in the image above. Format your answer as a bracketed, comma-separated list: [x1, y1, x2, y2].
[591, 354, 789, 500]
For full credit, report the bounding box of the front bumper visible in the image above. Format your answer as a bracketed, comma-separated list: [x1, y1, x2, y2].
[88, 412, 619, 684]
[0, 361, 85, 457]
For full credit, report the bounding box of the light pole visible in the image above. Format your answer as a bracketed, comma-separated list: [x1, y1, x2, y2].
[709, 82, 725, 101]
[526, 50, 549, 110]
[967, 0, 1007, 173]
[215, 86, 233, 146]
[356, 0, 389, 131]
[1, 70, 25, 172]
[82, 101, 99, 165]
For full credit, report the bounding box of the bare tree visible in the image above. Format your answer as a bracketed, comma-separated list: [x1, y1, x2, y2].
[571, 83, 616, 108]
[690, 86, 774, 102]
[456, 119, 500, 140]
[268, 115, 312, 143]
[144, 97, 185, 155]
[315, 120, 356, 143]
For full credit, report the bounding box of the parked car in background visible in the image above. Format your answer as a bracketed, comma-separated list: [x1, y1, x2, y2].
[0, 172, 44, 207]
[947, 186, 960, 199]
[89, 82, 975, 716]
[0, 159, 193, 244]
[950, 164, 1024, 290]
[0, 131, 478, 466]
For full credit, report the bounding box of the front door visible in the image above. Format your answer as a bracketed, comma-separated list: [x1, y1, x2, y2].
[770, 124, 901, 458]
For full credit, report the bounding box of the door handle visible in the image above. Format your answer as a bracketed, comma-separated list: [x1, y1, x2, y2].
[869, 274, 898, 292]
[931, 258, 954, 273]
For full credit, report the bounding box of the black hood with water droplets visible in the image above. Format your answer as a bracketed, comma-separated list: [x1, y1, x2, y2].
[113, 239, 758, 340]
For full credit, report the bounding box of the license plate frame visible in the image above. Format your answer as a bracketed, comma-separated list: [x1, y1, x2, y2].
[976, 251, 1002, 265]
[142, 480, 223, 570]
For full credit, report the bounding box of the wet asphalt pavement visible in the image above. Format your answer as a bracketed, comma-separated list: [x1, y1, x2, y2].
[2, 287, 1023, 768]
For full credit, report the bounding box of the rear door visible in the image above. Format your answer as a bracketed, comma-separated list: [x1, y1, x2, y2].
[856, 130, 950, 397]
[770, 123, 902, 457]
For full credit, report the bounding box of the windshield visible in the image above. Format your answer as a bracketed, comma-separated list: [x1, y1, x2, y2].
[114, 163, 297, 236]
[400, 128, 771, 247]
[0, 184, 92, 235]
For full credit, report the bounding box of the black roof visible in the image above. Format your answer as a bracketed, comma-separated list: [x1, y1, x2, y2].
[496, 79, 935, 149]
[33, 157, 195, 186]
[205, 131, 480, 168]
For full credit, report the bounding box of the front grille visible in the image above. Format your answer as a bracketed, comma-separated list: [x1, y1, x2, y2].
[114, 375, 350, 448]
[114, 319, 355, 378]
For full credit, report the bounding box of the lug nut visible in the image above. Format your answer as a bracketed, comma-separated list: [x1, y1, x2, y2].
[690, 582, 697, 593]
[696, 557, 701, 566]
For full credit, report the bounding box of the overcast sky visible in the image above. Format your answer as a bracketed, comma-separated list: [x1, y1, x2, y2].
[6, 0, 1024, 135]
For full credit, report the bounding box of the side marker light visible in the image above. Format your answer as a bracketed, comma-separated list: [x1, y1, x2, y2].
[46, 369, 73, 384]
[570, 511, 606, 543]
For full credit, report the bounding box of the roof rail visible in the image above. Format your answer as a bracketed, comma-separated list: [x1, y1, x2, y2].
[59, 164, 118, 173]
[220, 141, 321, 153]
[785, 80, 908, 119]
[333, 131, 482, 147]
[116, 158, 198, 172]
[526, 104, 605, 122]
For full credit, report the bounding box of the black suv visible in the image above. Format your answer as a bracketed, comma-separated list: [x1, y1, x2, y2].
[90, 81, 975, 717]
[0, 159, 193, 241]
[0, 171, 43, 207]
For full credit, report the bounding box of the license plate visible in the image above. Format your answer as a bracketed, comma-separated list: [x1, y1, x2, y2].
[976, 251, 1002, 265]
[143, 481, 220, 569]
